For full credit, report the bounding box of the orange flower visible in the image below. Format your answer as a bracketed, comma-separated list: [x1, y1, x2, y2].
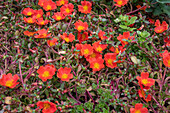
[136, 5, 147, 11]
[74, 20, 88, 32]
[98, 30, 108, 40]
[77, 32, 89, 43]
[92, 41, 108, 53]
[32, 9, 44, 19]
[109, 46, 126, 54]
[37, 101, 57, 113]
[130, 103, 148, 113]
[0, 73, 19, 88]
[37, 64, 56, 82]
[38, 0, 47, 7]
[60, 33, 75, 43]
[23, 30, 36, 37]
[117, 31, 133, 46]
[136, 72, 155, 87]
[43, 0, 57, 11]
[104, 53, 117, 68]
[90, 58, 105, 72]
[86, 51, 102, 62]
[81, 44, 93, 57]
[34, 28, 51, 38]
[36, 18, 49, 25]
[147, 18, 155, 24]
[162, 50, 170, 67]
[23, 17, 36, 23]
[154, 19, 168, 33]
[47, 38, 58, 46]
[57, 67, 73, 82]
[164, 36, 170, 47]
[22, 7, 35, 16]
[60, 3, 74, 16]
[138, 84, 151, 102]
[56, 0, 68, 6]
[114, 0, 129, 7]
[52, 12, 65, 21]
[78, 1, 92, 14]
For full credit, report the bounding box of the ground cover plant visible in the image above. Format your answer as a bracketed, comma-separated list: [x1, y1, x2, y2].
[0, 0, 170, 113]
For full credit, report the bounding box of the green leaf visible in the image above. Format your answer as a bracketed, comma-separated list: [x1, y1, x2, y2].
[119, 25, 128, 29]
[129, 16, 137, 24]
[156, 0, 170, 3]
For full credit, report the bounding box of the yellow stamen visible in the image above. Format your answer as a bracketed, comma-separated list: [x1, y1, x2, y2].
[42, 71, 50, 77]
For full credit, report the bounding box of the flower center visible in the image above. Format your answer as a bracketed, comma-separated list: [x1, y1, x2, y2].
[5, 80, 13, 87]
[37, 14, 41, 18]
[117, 0, 123, 5]
[42, 33, 47, 37]
[84, 49, 89, 54]
[91, 53, 96, 58]
[44, 103, 50, 109]
[108, 59, 113, 65]
[47, 5, 52, 10]
[82, 34, 86, 39]
[64, 38, 70, 42]
[96, 46, 102, 52]
[41, 21, 45, 25]
[42, 71, 50, 77]
[60, 0, 65, 5]
[141, 79, 149, 85]
[94, 63, 100, 69]
[77, 26, 84, 31]
[65, 8, 70, 13]
[168, 59, 170, 66]
[56, 16, 62, 20]
[28, 18, 33, 23]
[62, 74, 68, 79]
[83, 5, 88, 11]
[135, 110, 141, 113]
[27, 12, 32, 16]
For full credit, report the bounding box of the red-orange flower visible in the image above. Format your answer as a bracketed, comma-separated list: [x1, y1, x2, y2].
[164, 36, 170, 47]
[52, 12, 65, 21]
[109, 46, 126, 54]
[37, 64, 56, 82]
[23, 30, 36, 37]
[47, 38, 58, 46]
[78, 1, 92, 14]
[74, 20, 88, 32]
[138, 84, 151, 102]
[92, 41, 108, 53]
[136, 72, 155, 87]
[43, 0, 57, 11]
[33, 9, 44, 19]
[154, 19, 168, 33]
[162, 50, 170, 67]
[60, 33, 75, 43]
[86, 51, 102, 62]
[22, 7, 35, 16]
[60, 3, 74, 16]
[23, 17, 36, 23]
[130, 103, 148, 113]
[77, 32, 89, 43]
[114, 0, 129, 7]
[57, 67, 73, 82]
[136, 5, 147, 11]
[56, 0, 68, 6]
[117, 31, 133, 46]
[0, 73, 19, 88]
[98, 30, 108, 40]
[89, 58, 105, 72]
[37, 101, 57, 113]
[81, 44, 93, 57]
[104, 53, 117, 68]
[36, 18, 49, 25]
[34, 28, 51, 38]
